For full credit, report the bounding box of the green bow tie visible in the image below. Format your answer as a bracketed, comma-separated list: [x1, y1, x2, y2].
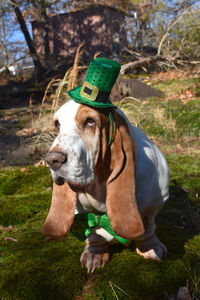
[71, 213, 129, 244]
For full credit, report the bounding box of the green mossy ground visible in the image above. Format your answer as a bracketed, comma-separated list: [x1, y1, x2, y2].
[0, 75, 200, 299]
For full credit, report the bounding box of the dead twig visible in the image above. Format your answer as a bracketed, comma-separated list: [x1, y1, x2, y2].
[29, 94, 34, 128]
[38, 76, 58, 121]
[67, 42, 84, 92]
[120, 55, 166, 75]
[51, 69, 71, 112]
[109, 281, 132, 299]
[121, 96, 141, 103]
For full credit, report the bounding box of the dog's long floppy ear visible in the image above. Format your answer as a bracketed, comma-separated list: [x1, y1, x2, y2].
[42, 182, 76, 238]
[106, 112, 144, 240]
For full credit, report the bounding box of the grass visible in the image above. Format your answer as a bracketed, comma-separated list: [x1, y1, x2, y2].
[151, 77, 200, 97]
[0, 70, 200, 299]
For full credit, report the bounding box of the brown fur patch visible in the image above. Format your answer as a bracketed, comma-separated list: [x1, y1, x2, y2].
[106, 111, 144, 239]
[75, 105, 114, 184]
[42, 182, 76, 238]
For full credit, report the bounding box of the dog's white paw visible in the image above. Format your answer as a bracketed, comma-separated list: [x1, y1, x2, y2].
[136, 242, 167, 261]
[80, 248, 109, 273]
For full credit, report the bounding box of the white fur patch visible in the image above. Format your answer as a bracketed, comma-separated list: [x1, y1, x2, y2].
[95, 228, 114, 242]
[50, 100, 96, 186]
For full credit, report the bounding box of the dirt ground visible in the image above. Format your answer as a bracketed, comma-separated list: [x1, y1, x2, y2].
[0, 80, 52, 167]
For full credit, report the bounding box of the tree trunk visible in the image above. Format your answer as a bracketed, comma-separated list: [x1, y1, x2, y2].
[40, 1, 50, 68]
[12, 1, 44, 80]
[1, 18, 9, 68]
[135, 18, 144, 51]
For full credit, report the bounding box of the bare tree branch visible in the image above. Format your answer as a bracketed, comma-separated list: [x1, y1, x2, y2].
[157, 5, 194, 56]
[120, 55, 166, 75]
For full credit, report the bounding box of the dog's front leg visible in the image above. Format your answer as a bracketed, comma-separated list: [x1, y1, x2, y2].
[135, 205, 167, 261]
[80, 228, 114, 273]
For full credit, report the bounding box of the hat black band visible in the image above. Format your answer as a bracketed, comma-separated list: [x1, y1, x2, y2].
[83, 86, 110, 103]
[96, 90, 110, 102]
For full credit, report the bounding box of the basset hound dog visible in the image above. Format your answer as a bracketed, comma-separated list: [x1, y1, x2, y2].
[43, 99, 169, 272]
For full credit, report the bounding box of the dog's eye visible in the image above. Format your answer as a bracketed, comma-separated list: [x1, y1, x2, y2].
[84, 118, 96, 128]
[54, 120, 60, 131]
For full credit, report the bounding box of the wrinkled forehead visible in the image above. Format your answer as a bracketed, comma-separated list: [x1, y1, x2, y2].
[53, 100, 101, 133]
[53, 100, 80, 132]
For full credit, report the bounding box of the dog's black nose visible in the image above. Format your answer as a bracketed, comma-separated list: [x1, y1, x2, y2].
[45, 151, 67, 170]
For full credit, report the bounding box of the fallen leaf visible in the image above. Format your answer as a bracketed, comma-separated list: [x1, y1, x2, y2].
[33, 146, 39, 154]
[4, 237, 18, 242]
[0, 225, 12, 232]
[184, 136, 199, 142]
[34, 160, 46, 167]
[17, 128, 38, 136]
[176, 144, 185, 153]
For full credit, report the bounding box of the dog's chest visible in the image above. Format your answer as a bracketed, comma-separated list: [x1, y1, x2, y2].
[76, 182, 107, 213]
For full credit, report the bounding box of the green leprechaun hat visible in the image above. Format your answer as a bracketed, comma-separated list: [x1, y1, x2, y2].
[67, 58, 121, 108]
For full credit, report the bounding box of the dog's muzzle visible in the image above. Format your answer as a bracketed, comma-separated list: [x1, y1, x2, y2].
[45, 151, 67, 171]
